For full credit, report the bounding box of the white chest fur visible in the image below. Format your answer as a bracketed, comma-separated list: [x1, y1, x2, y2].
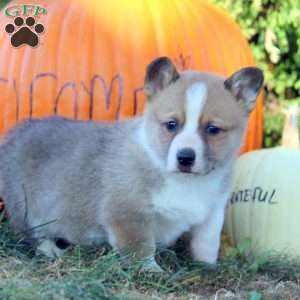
[152, 172, 228, 246]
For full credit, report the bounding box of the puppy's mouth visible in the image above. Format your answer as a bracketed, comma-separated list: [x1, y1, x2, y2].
[178, 165, 194, 174]
[173, 166, 199, 176]
[173, 165, 215, 176]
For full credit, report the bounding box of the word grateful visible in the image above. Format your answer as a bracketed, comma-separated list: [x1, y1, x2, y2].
[230, 187, 277, 205]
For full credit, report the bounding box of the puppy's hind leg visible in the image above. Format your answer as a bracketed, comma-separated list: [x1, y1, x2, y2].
[107, 215, 163, 272]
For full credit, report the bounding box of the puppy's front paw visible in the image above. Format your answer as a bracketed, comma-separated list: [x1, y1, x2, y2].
[191, 237, 219, 265]
[191, 246, 218, 265]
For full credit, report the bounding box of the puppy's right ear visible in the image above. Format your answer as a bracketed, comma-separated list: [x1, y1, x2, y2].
[144, 57, 180, 99]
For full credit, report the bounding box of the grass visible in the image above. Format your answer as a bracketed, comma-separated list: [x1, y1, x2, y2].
[0, 220, 300, 299]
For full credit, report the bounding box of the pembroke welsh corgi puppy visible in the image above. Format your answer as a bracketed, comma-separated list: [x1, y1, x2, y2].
[0, 57, 263, 271]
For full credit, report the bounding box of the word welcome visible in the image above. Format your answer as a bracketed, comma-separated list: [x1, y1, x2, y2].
[0, 72, 144, 122]
[230, 187, 277, 205]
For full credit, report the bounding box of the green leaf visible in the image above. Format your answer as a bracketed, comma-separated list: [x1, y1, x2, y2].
[250, 291, 263, 300]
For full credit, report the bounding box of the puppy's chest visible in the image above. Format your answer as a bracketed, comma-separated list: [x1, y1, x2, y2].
[151, 177, 219, 245]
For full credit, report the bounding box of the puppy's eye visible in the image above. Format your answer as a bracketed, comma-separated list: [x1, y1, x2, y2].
[205, 125, 222, 136]
[165, 120, 179, 133]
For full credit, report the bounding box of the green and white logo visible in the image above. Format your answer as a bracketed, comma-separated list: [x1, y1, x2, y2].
[4, 4, 47, 48]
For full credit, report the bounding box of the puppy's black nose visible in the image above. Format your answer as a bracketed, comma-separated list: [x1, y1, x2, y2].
[177, 148, 196, 167]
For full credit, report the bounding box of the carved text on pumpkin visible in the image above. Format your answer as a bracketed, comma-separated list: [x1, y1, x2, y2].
[0, 73, 145, 122]
[230, 187, 277, 205]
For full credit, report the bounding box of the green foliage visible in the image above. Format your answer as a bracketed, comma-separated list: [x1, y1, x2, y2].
[226, 239, 270, 274]
[212, 0, 300, 103]
[250, 291, 263, 300]
[212, 0, 300, 147]
[264, 110, 285, 147]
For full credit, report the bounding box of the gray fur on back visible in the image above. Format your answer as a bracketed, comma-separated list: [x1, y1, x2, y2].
[0, 116, 160, 245]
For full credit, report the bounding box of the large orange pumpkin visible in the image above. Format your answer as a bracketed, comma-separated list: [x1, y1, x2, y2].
[0, 0, 263, 152]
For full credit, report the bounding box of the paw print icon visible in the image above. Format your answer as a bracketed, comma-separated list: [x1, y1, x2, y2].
[5, 16, 44, 48]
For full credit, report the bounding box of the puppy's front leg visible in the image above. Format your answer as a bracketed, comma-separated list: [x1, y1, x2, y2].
[108, 215, 163, 272]
[190, 207, 225, 264]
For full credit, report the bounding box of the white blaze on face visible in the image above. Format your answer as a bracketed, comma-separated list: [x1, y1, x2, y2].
[185, 82, 207, 131]
[167, 82, 208, 173]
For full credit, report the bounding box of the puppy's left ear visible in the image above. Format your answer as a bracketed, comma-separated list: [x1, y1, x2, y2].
[224, 67, 264, 113]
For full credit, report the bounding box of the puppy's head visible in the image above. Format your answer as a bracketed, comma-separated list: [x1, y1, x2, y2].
[141, 57, 263, 175]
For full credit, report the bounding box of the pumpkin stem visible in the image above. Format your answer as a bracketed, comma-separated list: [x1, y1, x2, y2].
[282, 104, 299, 149]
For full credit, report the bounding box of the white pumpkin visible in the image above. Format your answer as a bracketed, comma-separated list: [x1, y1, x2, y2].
[225, 105, 300, 257]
